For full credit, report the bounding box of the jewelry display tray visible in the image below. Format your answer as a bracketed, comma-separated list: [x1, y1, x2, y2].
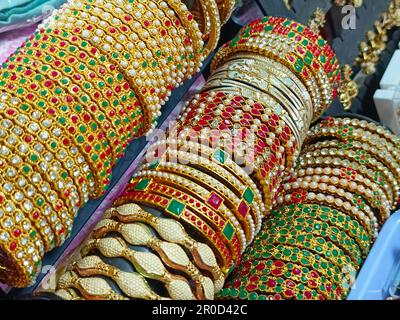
[3, 0, 400, 300]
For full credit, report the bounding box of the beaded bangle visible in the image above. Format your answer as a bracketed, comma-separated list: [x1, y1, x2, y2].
[208, 78, 308, 149]
[299, 148, 399, 205]
[160, 0, 204, 70]
[276, 189, 377, 238]
[70, 2, 169, 85]
[230, 276, 324, 300]
[235, 272, 334, 300]
[178, 91, 296, 167]
[255, 230, 359, 270]
[43, 19, 150, 141]
[139, 0, 196, 79]
[202, 74, 307, 145]
[0, 192, 43, 288]
[1, 85, 103, 200]
[217, 286, 279, 300]
[178, 97, 287, 175]
[0, 160, 72, 244]
[0, 122, 71, 248]
[0, 65, 99, 197]
[37, 28, 147, 138]
[283, 175, 390, 223]
[58, 2, 159, 119]
[0, 152, 74, 233]
[236, 259, 341, 300]
[291, 158, 394, 209]
[25, 40, 124, 158]
[322, 117, 400, 148]
[302, 136, 400, 188]
[36, 32, 144, 151]
[307, 123, 400, 167]
[0, 160, 54, 254]
[262, 219, 364, 263]
[197, 0, 220, 57]
[244, 244, 349, 293]
[271, 204, 371, 254]
[9, 55, 112, 189]
[0, 90, 89, 210]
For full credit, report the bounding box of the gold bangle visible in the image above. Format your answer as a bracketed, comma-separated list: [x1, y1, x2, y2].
[72, 255, 170, 300]
[92, 219, 215, 299]
[81, 237, 197, 300]
[114, 189, 235, 275]
[57, 270, 128, 300]
[198, 0, 220, 57]
[140, 154, 257, 243]
[144, 147, 264, 230]
[105, 203, 226, 292]
[127, 174, 245, 258]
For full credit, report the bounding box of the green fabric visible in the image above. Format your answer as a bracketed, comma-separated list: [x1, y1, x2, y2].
[0, 0, 65, 32]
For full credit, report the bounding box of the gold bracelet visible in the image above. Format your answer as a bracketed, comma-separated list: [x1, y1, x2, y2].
[92, 219, 215, 299]
[105, 203, 225, 292]
[72, 255, 169, 300]
[81, 237, 197, 299]
[57, 270, 128, 300]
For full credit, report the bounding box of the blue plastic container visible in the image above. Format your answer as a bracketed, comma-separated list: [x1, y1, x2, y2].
[348, 210, 400, 300]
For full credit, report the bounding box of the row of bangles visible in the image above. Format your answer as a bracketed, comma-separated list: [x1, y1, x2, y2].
[0, 0, 399, 301]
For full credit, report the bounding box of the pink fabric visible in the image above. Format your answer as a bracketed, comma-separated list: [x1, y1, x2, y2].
[0, 24, 37, 63]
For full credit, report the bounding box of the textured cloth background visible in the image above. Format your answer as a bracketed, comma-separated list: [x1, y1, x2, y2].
[0, 0, 65, 33]
[0, 23, 37, 63]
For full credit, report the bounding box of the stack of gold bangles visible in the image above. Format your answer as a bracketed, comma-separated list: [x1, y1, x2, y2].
[54, 203, 224, 300]
[0, 0, 230, 287]
[50, 17, 341, 299]
[221, 116, 400, 300]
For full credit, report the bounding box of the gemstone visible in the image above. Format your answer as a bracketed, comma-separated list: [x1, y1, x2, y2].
[222, 222, 235, 240]
[213, 148, 227, 164]
[238, 200, 250, 218]
[207, 192, 223, 210]
[0, 232, 9, 242]
[243, 187, 254, 204]
[166, 199, 185, 217]
[134, 178, 151, 191]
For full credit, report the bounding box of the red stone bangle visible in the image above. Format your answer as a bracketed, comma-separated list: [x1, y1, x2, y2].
[128, 177, 243, 259]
